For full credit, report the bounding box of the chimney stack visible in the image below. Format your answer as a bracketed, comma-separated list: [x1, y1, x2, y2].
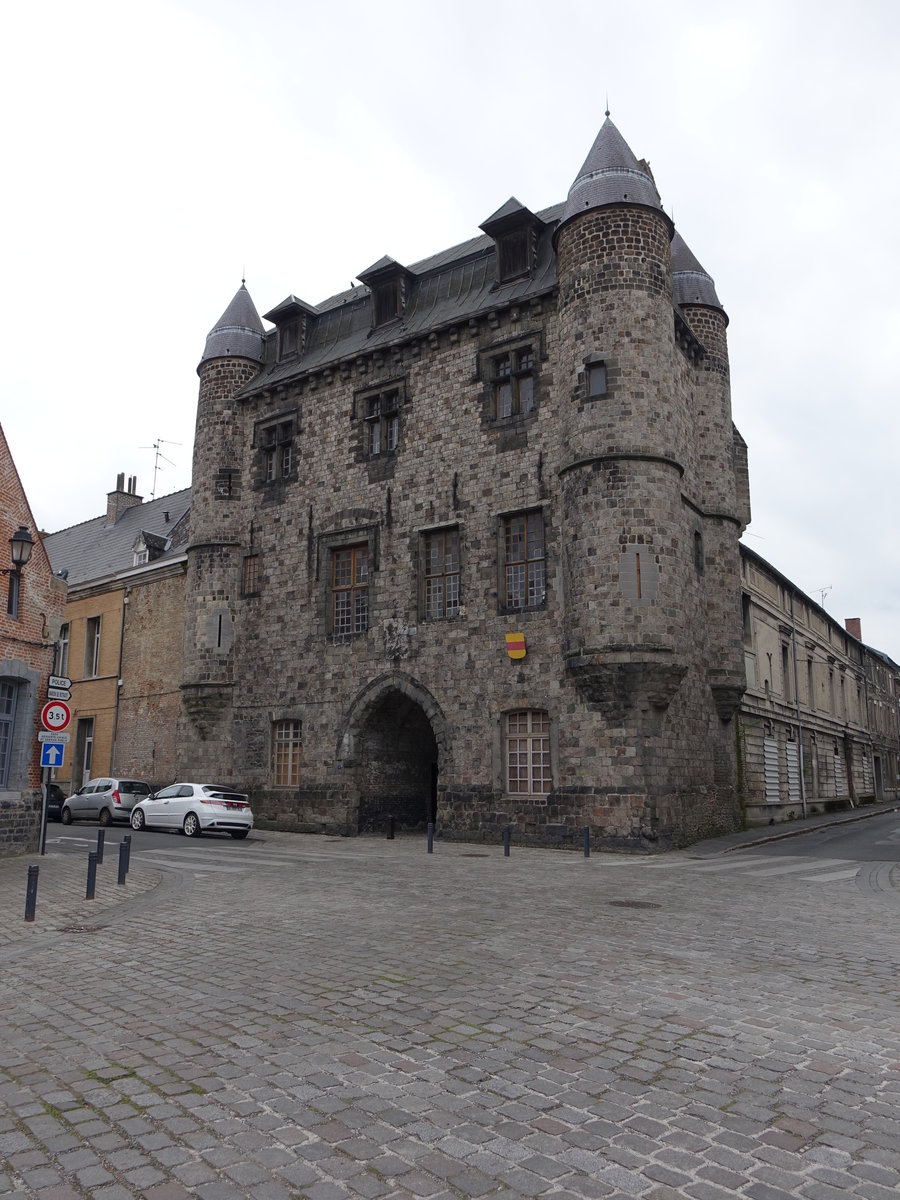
[845, 617, 862, 642]
[106, 472, 143, 525]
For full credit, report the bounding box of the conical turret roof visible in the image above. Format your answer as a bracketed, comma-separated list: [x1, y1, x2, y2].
[200, 283, 265, 365]
[556, 116, 667, 242]
[671, 232, 723, 311]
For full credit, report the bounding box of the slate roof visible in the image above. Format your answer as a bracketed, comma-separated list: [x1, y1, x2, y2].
[240, 202, 564, 395]
[43, 488, 191, 587]
[201, 284, 265, 365]
[671, 231, 723, 311]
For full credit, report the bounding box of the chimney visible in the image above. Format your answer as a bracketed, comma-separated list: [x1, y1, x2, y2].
[845, 618, 862, 642]
[106, 472, 143, 525]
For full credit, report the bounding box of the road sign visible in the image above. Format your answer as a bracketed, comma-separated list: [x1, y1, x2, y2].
[39, 730, 70, 743]
[40, 743, 65, 768]
[41, 700, 71, 732]
[47, 687, 71, 701]
[49, 675, 71, 689]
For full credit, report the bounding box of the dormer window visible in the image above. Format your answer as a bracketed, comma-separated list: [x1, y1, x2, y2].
[134, 547, 149, 567]
[479, 197, 545, 285]
[262, 296, 316, 363]
[373, 281, 401, 327]
[358, 257, 414, 330]
[498, 229, 530, 281]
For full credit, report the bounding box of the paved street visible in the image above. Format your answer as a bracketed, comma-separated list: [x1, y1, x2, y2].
[2, 810, 899, 1200]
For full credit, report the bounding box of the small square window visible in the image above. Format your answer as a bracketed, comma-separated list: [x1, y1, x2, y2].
[587, 361, 607, 397]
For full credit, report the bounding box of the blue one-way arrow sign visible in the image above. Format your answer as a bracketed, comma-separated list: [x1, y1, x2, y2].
[40, 742, 65, 768]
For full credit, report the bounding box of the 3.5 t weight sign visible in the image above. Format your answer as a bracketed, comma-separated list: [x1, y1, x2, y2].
[41, 700, 71, 732]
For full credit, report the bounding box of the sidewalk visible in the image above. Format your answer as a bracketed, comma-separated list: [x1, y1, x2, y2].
[690, 794, 900, 856]
[0, 842, 164, 951]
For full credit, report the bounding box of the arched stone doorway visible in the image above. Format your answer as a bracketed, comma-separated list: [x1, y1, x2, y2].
[339, 673, 449, 834]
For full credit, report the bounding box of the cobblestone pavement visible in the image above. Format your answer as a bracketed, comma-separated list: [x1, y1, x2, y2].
[1, 809, 899, 1200]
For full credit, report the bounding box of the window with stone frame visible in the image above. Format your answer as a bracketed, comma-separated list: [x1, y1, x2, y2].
[272, 719, 301, 787]
[242, 554, 260, 597]
[332, 544, 369, 636]
[364, 389, 400, 458]
[492, 347, 535, 419]
[261, 420, 294, 481]
[505, 709, 551, 795]
[422, 528, 460, 620]
[587, 359, 607, 398]
[501, 510, 546, 610]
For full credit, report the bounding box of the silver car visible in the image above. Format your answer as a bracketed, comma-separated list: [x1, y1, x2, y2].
[130, 782, 253, 839]
[61, 778, 152, 826]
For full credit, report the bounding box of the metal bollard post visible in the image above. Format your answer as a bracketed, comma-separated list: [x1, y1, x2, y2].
[427, 822, 434, 853]
[387, 815, 395, 840]
[583, 826, 590, 858]
[24, 864, 39, 922]
[96, 827, 105, 864]
[503, 825, 511, 857]
[123, 834, 132, 874]
[117, 840, 128, 886]
[86, 851, 98, 900]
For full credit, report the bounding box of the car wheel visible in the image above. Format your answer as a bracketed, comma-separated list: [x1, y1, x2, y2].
[61, 806, 72, 825]
[183, 812, 202, 838]
[99, 808, 112, 827]
[131, 808, 145, 832]
[230, 830, 249, 840]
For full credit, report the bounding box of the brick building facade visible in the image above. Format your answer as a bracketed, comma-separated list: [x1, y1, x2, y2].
[42, 480, 189, 795]
[1, 423, 67, 854]
[176, 117, 752, 849]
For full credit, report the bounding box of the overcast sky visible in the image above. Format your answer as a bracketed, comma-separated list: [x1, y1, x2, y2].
[2, 0, 898, 659]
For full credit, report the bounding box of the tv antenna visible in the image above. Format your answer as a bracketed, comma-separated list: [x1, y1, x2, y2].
[814, 585, 832, 607]
[140, 438, 181, 499]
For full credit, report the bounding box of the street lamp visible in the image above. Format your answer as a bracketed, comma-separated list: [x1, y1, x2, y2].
[2, 525, 34, 574]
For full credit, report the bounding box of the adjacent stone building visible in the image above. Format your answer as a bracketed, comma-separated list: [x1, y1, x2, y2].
[177, 117, 753, 849]
[738, 546, 900, 823]
[1, 423, 66, 854]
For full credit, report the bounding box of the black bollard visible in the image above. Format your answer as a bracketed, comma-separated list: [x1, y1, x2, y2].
[96, 827, 105, 864]
[24, 864, 39, 922]
[117, 840, 128, 886]
[123, 834, 132, 874]
[583, 826, 590, 858]
[427, 822, 434, 854]
[387, 815, 395, 840]
[86, 851, 98, 900]
[503, 825, 511, 857]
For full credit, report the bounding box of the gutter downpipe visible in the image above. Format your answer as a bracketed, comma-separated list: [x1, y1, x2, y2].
[789, 591, 808, 817]
[109, 587, 128, 773]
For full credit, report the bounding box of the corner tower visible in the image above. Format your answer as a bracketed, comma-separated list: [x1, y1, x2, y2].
[179, 283, 265, 775]
[554, 117, 687, 712]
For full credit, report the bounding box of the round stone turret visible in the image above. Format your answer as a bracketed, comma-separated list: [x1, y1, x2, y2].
[554, 118, 687, 712]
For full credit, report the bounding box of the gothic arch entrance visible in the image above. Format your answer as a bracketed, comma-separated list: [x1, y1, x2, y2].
[340, 674, 449, 833]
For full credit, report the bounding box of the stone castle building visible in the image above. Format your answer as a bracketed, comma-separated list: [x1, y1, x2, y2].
[176, 116, 751, 849]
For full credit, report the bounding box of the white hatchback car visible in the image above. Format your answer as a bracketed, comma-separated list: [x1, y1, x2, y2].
[130, 783, 253, 839]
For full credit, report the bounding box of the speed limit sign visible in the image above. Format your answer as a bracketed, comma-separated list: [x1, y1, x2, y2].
[41, 700, 71, 732]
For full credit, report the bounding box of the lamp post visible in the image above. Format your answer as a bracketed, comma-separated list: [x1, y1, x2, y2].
[9, 525, 35, 570]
